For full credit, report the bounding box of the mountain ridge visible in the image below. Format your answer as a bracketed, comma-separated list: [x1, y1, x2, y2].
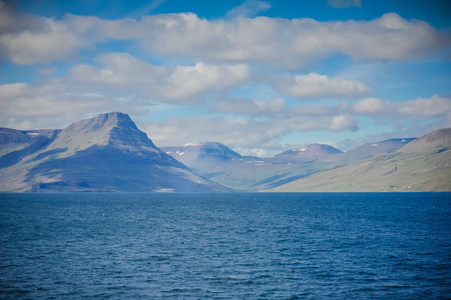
[161, 139, 426, 191]
[271, 144, 343, 162]
[0, 112, 229, 193]
[267, 128, 451, 192]
[1, 112, 449, 192]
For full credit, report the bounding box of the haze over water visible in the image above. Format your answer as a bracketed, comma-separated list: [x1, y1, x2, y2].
[1, 193, 450, 299]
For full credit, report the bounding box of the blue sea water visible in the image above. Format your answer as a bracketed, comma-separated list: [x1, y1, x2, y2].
[0, 193, 450, 299]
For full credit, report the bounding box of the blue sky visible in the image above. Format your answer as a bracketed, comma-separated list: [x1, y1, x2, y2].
[1, 0, 450, 156]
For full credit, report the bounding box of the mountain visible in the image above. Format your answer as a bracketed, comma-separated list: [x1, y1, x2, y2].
[267, 128, 451, 192]
[162, 142, 348, 191]
[0, 128, 61, 166]
[271, 144, 343, 162]
[343, 138, 415, 161]
[161, 142, 245, 166]
[3, 112, 447, 192]
[162, 142, 267, 190]
[161, 140, 423, 191]
[399, 128, 451, 153]
[0, 112, 228, 192]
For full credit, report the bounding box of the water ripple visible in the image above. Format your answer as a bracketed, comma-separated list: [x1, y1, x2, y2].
[0, 192, 450, 299]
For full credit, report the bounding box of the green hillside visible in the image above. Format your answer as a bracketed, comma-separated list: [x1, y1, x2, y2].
[267, 129, 451, 192]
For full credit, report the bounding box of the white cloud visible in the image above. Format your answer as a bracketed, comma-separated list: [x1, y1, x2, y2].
[243, 148, 269, 158]
[211, 97, 345, 118]
[0, 81, 151, 129]
[0, 83, 28, 99]
[273, 73, 370, 99]
[330, 115, 359, 131]
[133, 12, 450, 69]
[0, 3, 85, 64]
[0, 21, 84, 64]
[351, 95, 451, 133]
[396, 95, 451, 117]
[352, 97, 388, 114]
[1, 2, 449, 68]
[352, 95, 451, 120]
[163, 63, 250, 100]
[145, 116, 290, 149]
[144, 112, 360, 152]
[289, 115, 358, 132]
[68, 53, 250, 103]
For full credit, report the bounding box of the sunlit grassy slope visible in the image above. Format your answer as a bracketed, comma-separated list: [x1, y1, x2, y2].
[267, 129, 451, 192]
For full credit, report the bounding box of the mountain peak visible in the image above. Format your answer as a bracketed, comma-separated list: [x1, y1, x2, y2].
[161, 142, 244, 166]
[97, 111, 134, 123]
[46, 112, 157, 155]
[400, 128, 451, 153]
[69, 112, 136, 132]
[273, 143, 342, 161]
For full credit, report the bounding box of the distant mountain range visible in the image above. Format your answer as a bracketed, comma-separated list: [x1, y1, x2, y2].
[1, 112, 450, 192]
[161, 136, 426, 191]
[267, 128, 451, 192]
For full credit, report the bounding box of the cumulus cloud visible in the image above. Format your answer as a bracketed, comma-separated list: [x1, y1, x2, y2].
[273, 73, 370, 99]
[352, 97, 388, 114]
[1, 1, 449, 68]
[0, 21, 85, 64]
[146, 116, 290, 149]
[330, 115, 359, 131]
[211, 97, 346, 118]
[146, 111, 361, 153]
[133, 12, 449, 69]
[352, 95, 451, 120]
[68, 52, 250, 103]
[0, 81, 151, 129]
[0, 3, 86, 64]
[289, 114, 358, 132]
[68, 53, 368, 103]
[396, 95, 451, 117]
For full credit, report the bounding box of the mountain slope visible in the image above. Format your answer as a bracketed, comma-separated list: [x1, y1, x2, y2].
[399, 128, 451, 153]
[0, 112, 227, 192]
[163, 142, 348, 191]
[161, 142, 245, 166]
[343, 138, 415, 161]
[162, 142, 267, 190]
[267, 128, 451, 192]
[162, 141, 421, 191]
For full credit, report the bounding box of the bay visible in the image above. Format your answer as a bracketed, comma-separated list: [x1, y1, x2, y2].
[0, 193, 450, 299]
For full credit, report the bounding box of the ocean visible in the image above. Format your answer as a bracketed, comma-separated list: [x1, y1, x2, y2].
[0, 193, 450, 299]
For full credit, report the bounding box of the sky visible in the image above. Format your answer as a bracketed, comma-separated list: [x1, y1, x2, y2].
[0, 0, 450, 157]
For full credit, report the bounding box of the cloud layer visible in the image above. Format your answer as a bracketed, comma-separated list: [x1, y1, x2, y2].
[1, 2, 449, 69]
[69, 53, 250, 103]
[352, 95, 451, 120]
[273, 73, 370, 99]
